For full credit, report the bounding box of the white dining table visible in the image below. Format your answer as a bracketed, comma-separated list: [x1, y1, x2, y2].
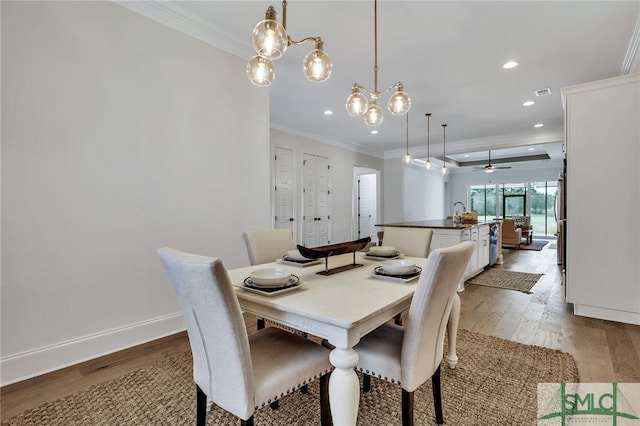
[228, 253, 461, 426]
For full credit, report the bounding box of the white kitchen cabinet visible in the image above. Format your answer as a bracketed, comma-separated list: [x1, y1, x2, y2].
[431, 224, 490, 290]
[478, 227, 490, 271]
[562, 73, 640, 325]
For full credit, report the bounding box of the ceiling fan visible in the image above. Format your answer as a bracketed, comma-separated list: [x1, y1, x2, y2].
[472, 150, 512, 173]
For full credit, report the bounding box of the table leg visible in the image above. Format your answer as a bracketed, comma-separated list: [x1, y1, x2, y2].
[328, 347, 360, 426]
[445, 293, 461, 369]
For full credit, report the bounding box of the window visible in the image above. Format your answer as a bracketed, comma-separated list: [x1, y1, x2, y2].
[531, 181, 557, 237]
[469, 181, 558, 238]
[470, 185, 496, 222]
[500, 183, 526, 217]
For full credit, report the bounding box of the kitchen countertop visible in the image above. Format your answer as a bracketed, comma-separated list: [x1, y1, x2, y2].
[375, 219, 497, 230]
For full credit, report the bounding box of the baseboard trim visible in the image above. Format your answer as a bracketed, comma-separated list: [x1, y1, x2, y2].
[1, 313, 185, 386]
[573, 304, 640, 325]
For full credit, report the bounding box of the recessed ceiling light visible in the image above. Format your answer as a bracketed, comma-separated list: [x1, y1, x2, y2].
[503, 61, 519, 69]
[370, 130, 378, 134]
[324, 110, 333, 116]
[464, 154, 470, 158]
[534, 123, 544, 128]
[522, 100, 535, 107]
[528, 147, 535, 151]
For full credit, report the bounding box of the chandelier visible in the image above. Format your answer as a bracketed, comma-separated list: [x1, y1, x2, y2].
[246, 1, 332, 86]
[345, 0, 411, 126]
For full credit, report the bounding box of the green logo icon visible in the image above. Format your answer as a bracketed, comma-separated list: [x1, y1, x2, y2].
[539, 383, 639, 425]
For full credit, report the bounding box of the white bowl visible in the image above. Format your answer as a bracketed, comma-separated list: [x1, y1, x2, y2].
[369, 246, 396, 257]
[286, 250, 310, 261]
[249, 268, 292, 287]
[381, 259, 416, 275]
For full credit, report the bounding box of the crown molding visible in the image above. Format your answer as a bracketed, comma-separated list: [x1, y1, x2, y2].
[113, 1, 251, 59]
[270, 122, 386, 159]
[622, 12, 640, 74]
[383, 128, 564, 160]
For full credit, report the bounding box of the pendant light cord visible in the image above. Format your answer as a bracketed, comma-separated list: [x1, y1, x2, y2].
[373, 0, 379, 94]
[426, 113, 431, 158]
[405, 113, 409, 154]
[442, 124, 447, 159]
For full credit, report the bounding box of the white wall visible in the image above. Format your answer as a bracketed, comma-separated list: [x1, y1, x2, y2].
[382, 159, 404, 223]
[403, 165, 446, 221]
[382, 160, 446, 224]
[1, 1, 270, 385]
[271, 129, 383, 244]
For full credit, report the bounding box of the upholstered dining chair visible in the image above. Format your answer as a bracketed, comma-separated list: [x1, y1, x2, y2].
[243, 228, 298, 334]
[380, 227, 433, 258]
[501, 218, 522, 249]
[157, 247, 333, 426]
[354, 241, 475, 426]
[243, 228, 296, 266]
[381, 227, 434, 325]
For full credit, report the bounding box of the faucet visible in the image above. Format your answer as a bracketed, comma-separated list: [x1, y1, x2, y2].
[453, 201, 467, 215]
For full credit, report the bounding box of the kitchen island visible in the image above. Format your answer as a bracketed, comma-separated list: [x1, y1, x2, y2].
[376, 219, 501, 290]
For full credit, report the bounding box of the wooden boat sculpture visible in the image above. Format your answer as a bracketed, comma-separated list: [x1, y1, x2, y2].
[297, 237, 371, 275]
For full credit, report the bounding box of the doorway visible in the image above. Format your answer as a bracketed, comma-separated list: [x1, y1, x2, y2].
[353, 167, 379, 243]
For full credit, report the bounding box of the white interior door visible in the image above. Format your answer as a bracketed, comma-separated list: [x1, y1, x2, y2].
[303, 153, 330, 247]
[358, 173, 377, 239]
[353, 168, 379, 242]
[315, 156, 329, 245]
[274, 147, 295, 234]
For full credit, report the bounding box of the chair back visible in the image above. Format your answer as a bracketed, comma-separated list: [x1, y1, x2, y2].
[243, 229, 296, 265]
[400, 241, 474, 391]
[157, 248, 254, 418]
[502, 218, 517, 238]
[513, 215, 531, 227]
[381, 227, 433, 257]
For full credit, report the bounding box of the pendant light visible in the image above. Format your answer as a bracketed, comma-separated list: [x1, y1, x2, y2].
[440, 124, 449, 176]
[345, 0, 411, 126]
[425, 113, 432, 170]
[402, 113, 411, 165]
[247, 1, 332, 86]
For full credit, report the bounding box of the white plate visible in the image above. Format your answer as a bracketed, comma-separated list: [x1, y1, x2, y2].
[286, 249, 312, 261]
[363, 252, 402, 261]
[276, 258, 323, 267]
[235, 279, 304, 297]
[249, 268, 292, 287]
[368, 246, 396, 256]
[380, 259, 417, 275]
[369, 273, 420, 283]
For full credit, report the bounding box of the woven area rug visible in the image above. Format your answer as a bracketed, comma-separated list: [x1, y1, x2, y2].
[519, 240, 549, 251]
[466, 268, 543, 293]
[2, 330, 578, 425]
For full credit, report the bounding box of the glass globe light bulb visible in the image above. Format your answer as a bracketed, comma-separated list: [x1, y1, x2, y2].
[364, 102, 383, 126]
[425, 160, 432, 170]
[346, 86, 368, 116]
[246, 55, 275, 86]
[402, 154, 412, 165]
[485, 167, 496, 174]
[388, 84, 411, 115]
[303, 48, 332, 82]
[440, 165, 449, 176]
[251, 9, 288, 60]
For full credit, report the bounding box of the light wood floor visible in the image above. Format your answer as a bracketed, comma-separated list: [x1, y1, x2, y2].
[2, 243, 639, 421]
